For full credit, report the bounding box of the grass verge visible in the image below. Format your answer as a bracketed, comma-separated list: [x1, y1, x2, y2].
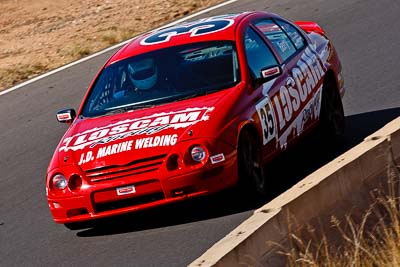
[278, 161, 400, 266]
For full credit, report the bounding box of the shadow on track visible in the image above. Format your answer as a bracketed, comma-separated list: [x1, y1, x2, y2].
[75, 107, 400, 237]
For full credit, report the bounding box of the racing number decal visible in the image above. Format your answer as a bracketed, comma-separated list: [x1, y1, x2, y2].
[140, 19, 234, 45]
[256, 97, 277, 145]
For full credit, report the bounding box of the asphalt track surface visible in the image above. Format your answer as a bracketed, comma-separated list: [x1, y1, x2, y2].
[1, 0, 399, 266]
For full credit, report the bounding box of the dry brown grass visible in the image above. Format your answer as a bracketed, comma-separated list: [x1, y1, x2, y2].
[0, 63, 49, 86]
[0, 0, 223, 91]
[279, 162, 400, 267]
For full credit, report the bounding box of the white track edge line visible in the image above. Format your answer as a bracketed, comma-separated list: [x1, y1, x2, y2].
[0, 0, 239, 97]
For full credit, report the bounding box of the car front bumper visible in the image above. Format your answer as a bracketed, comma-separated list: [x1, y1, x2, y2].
[48, 152, 237, 224]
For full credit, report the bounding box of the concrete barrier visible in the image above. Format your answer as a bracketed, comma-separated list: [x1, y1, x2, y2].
[190, 116, 400, 267]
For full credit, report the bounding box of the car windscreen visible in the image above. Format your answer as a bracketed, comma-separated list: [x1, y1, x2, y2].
[81, 41, 240, 118]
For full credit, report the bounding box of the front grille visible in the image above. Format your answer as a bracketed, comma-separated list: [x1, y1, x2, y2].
[85, 154, 167, 182]
[94, 192, 165, 213]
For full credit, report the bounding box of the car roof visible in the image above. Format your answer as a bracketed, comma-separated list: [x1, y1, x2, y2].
[106, 11, 270, 66]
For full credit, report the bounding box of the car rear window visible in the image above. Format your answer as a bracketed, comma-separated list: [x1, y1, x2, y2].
[255, 19, 297, 61]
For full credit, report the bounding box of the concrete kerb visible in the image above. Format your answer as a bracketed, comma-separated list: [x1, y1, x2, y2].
[190, 116, 400, 267]
[366, 116, 400, 165]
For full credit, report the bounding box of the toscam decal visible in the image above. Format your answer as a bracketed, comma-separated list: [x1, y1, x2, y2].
[60, 107, 214, 152]
[257, 46, 326, 147]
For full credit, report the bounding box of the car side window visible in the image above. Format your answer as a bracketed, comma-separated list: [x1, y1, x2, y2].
[244, 27, 278, 80]
[276, 19, 305, 50]
[255, 19, 297, 62]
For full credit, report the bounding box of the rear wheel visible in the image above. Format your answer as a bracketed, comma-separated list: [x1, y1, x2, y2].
[237, 130, 267, 197]
[320, 78, 345, 139]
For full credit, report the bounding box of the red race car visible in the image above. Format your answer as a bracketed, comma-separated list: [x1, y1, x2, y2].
[47, 11, 345, 228]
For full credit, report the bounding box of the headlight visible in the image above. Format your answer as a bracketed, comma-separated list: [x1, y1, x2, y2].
[51, 174, 67, 190]
[191, 146, 207, 162]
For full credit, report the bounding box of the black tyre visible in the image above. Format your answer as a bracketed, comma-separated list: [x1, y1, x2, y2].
[320, 78, 345, 139]
[237, 130, 267, 196]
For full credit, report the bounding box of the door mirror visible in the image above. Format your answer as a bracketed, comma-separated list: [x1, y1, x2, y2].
[253, 66, 282, 88]
[260, 66, 281, 80]
[56, 109, 76, 123]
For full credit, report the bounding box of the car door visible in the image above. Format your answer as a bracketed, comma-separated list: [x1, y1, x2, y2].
[252, 18, 326, 150]
[243, 25, 284, 160]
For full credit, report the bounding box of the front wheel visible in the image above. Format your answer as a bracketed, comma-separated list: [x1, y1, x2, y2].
[237, 130, 267, 197]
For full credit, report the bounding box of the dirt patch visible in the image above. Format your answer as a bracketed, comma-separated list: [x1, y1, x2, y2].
[0, 0, 223, 91]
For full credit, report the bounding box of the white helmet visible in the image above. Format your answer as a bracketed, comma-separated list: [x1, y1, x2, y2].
[127, 58, 158, 90]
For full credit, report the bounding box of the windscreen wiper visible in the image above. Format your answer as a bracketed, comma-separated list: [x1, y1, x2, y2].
[104, 104, 155, 115]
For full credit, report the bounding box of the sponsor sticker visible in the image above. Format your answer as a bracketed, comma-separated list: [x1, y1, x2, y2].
[261, 67, 280, 79]
[277, 40, 289, 53]
[116, 185, 136, 196]
[210, 153, 225, 164]
[57, 113, 72, 121]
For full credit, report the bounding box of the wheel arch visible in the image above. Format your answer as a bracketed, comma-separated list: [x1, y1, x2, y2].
[323, 69, 339, 91]
[320, 68, 345, 138]
[236, 120, 268, 196]
[237, 120, 262, 148]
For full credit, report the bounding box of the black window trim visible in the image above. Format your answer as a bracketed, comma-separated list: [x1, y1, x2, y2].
[244, 24, 283, 65]
[243, 25, 281, 81]
[274, 18, 307, 50]
[251, 17, 308, 64]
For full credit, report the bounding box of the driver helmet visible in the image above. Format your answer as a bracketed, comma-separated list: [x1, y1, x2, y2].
[127, 58, 158, 90]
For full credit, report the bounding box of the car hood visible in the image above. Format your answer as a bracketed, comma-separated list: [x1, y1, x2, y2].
[56, 90, 232, 171]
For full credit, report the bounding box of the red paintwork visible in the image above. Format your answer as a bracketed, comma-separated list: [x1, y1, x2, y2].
[295, 21, 326, 35]
[46, 11, 344, 225]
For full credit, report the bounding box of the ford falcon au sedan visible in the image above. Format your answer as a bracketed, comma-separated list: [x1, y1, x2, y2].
[46, 11, 345, 229]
